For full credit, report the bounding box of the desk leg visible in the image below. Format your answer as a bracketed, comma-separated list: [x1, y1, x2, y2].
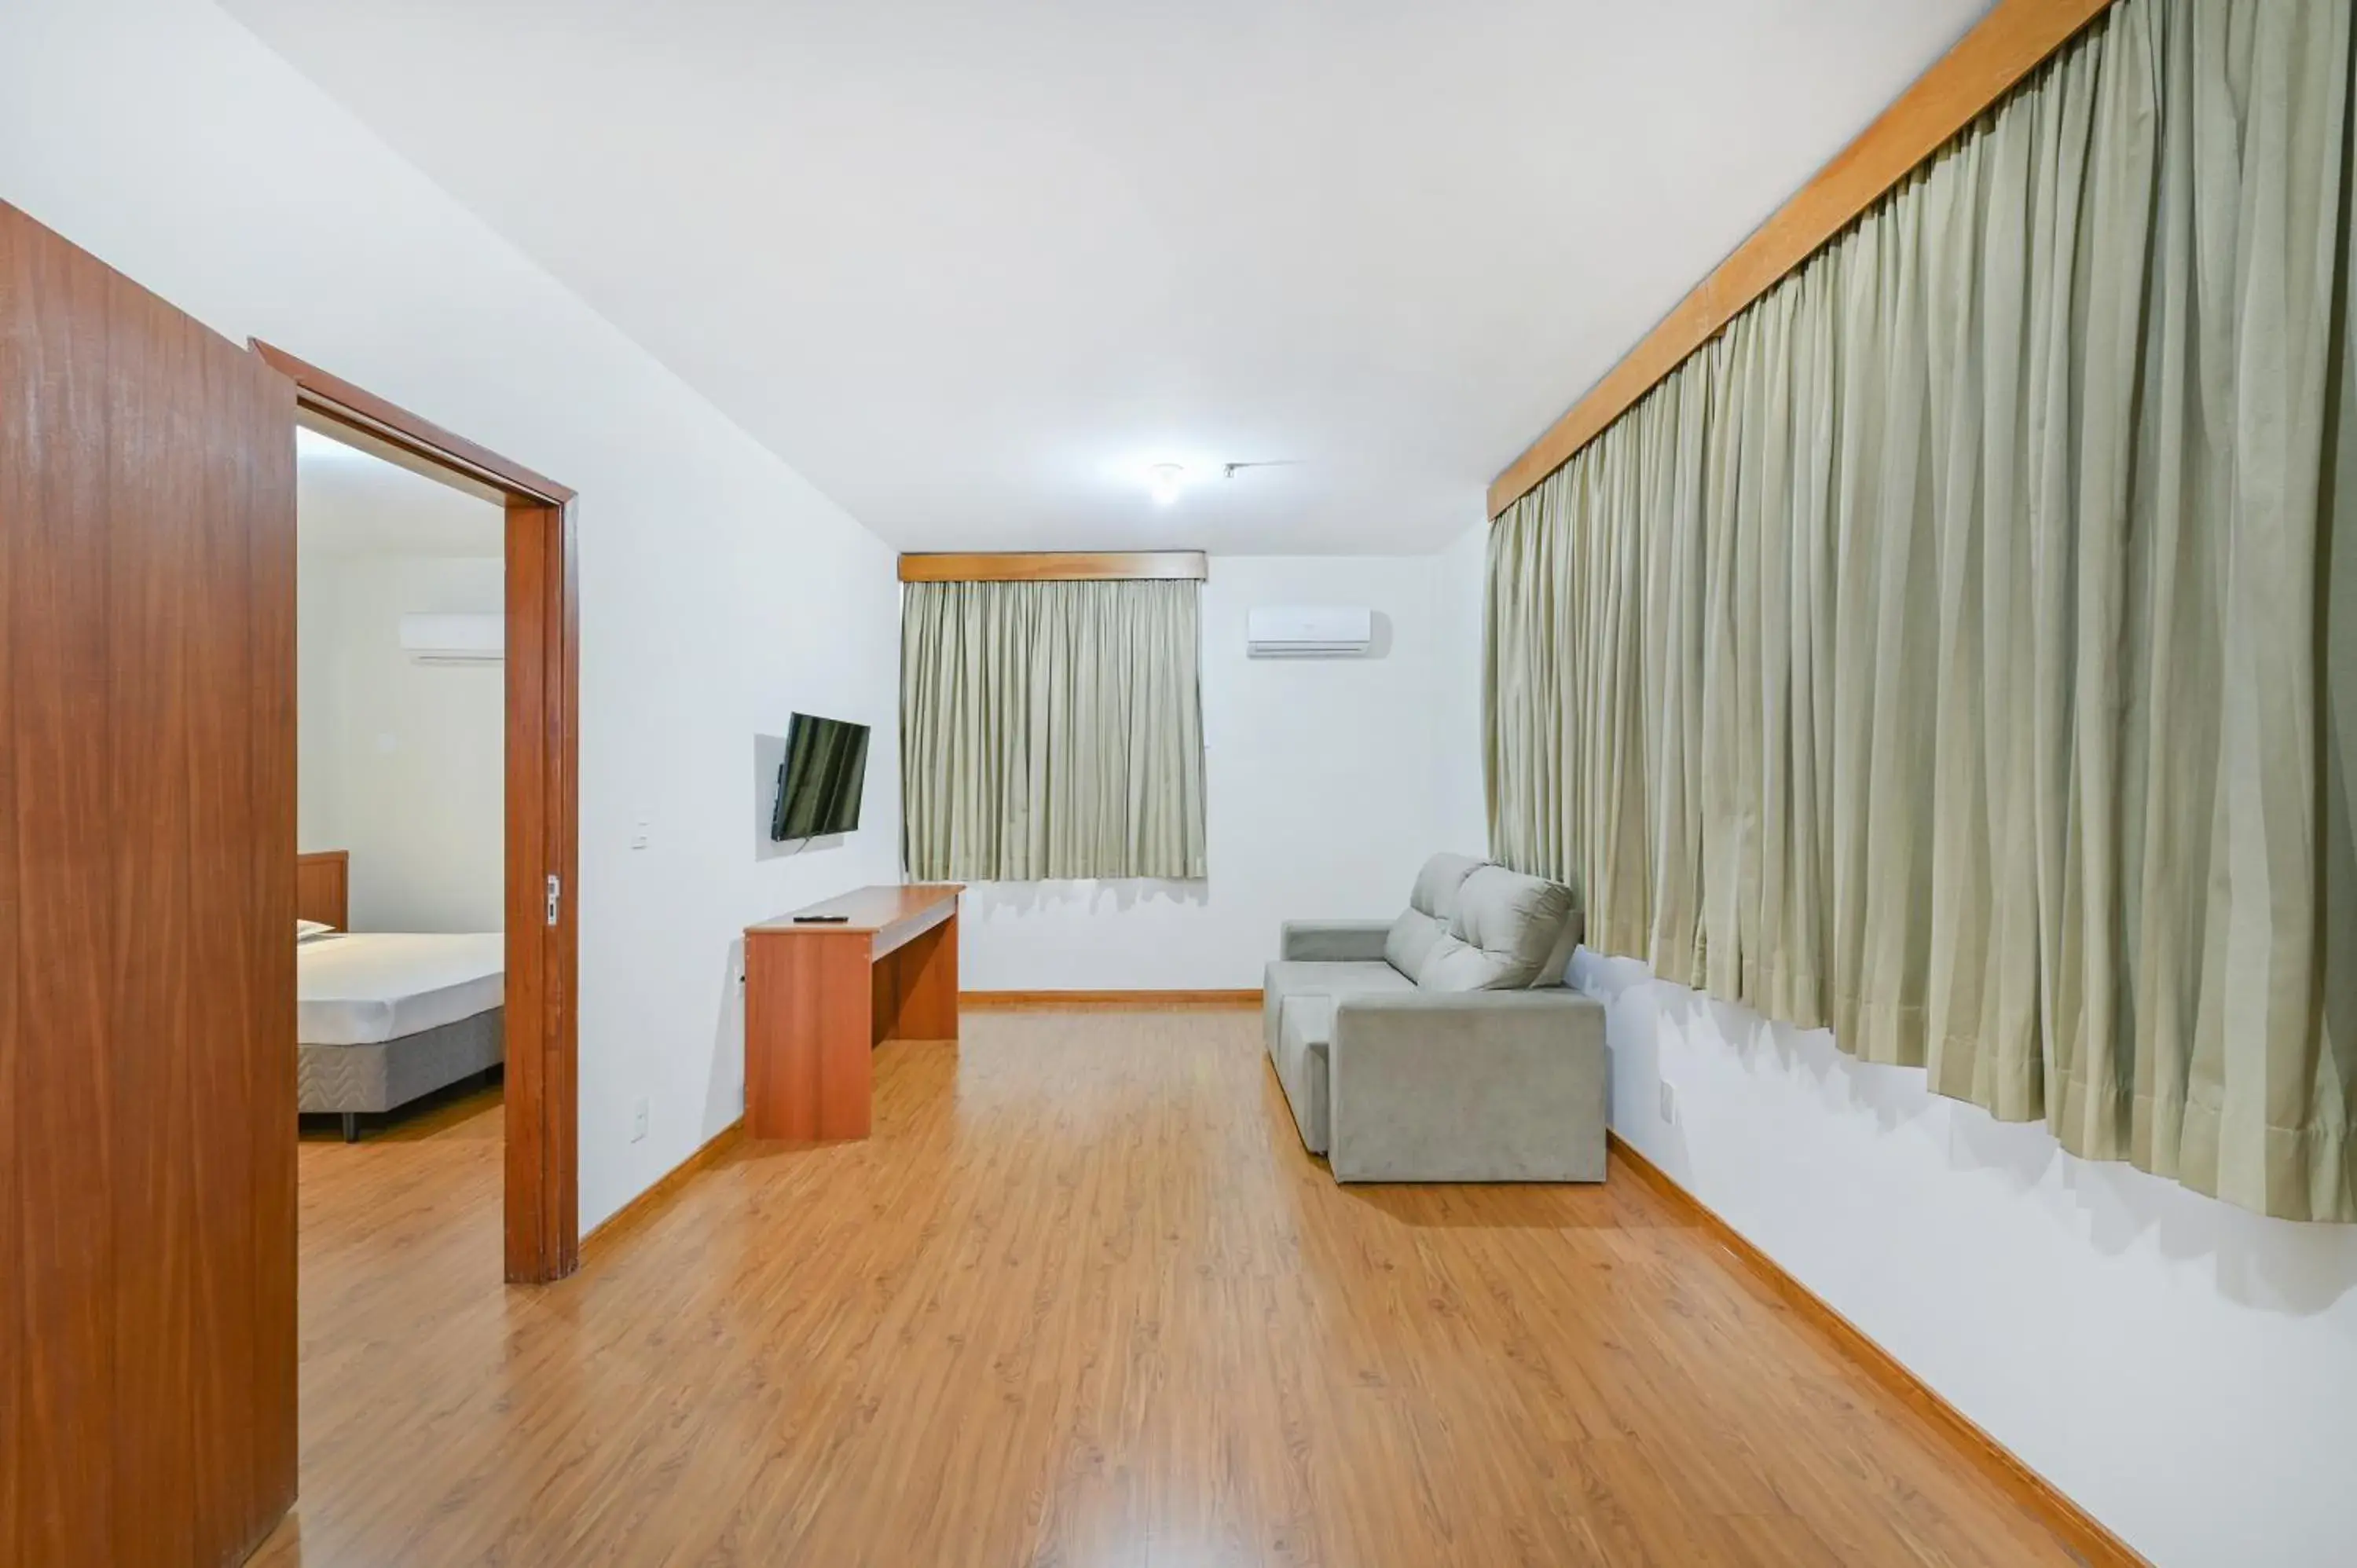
[745, 931, 873, 1141]
[886, 913, 960, 1043]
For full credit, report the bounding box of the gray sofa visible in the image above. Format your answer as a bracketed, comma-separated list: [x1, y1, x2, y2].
[1263, 852, 1606, 1182]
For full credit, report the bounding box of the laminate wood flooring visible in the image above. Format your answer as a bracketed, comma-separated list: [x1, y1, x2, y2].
[255, 1010, 2088, 1567]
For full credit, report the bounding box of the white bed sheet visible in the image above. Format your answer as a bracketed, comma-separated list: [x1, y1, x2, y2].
[297, 932, 504, 1046]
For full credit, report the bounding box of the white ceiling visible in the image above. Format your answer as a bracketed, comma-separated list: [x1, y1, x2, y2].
[228, 0, 1989, 555]
[297, 427, 506, 559]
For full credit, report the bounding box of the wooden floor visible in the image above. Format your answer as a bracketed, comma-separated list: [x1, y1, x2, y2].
[255, 1011, 2088, 1567]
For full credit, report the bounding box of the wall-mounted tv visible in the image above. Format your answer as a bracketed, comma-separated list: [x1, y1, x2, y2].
[770, 712, 871, 841]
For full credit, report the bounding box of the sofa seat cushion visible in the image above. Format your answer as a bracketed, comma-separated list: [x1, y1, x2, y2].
[1263, 958, 1411, 1053]
[1264, 958, 1411, 1016]
[1261, 960, 1409, 1155]
[1420, 865, 1578, 991]
[1275, 995, 1337, 1153]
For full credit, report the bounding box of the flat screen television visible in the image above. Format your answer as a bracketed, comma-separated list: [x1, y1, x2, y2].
[770, 713, 871, 841]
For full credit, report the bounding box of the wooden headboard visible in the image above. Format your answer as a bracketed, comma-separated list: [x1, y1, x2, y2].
[296, 850, 349, 931]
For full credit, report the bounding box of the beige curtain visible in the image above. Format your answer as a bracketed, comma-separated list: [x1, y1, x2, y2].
[1486, 0, 2357, 1221]
[903, 578, 1208, 881]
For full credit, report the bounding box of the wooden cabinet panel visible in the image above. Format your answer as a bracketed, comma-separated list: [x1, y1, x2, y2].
[746, 931, 875, 1141]
[744, 886, 964, 1142]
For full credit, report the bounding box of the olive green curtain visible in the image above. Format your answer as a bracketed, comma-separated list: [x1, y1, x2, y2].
[1486, 0, 2357, 1221]
[902, 578, 1208, 881]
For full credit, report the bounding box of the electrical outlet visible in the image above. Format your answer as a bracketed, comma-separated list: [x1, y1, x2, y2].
[1658, 1081, 1677, 1124]
[631, 1098, 649, 1142]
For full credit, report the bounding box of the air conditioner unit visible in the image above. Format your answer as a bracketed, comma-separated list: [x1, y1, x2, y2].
[398, 612, 504, 664]
[1246, 605, 1373, 658]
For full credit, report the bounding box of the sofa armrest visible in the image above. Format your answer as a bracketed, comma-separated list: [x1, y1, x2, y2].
[1280, 919, 1393, 962]
[1329, 989, 1606, 1183]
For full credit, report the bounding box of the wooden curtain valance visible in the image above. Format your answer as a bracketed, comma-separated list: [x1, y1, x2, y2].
[897, 551, 1208, 583]
[1487, 0, 2118, 518]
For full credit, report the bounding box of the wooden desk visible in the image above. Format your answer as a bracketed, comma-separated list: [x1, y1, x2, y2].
[743, 884, 962, 1141]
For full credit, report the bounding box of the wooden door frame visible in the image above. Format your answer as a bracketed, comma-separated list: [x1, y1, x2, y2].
[252, 341, 582, 1285]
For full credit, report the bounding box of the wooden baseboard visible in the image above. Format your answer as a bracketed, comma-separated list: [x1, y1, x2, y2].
[960, 989, 1262, 1011]
[1605, 1132, 2150, 1568]
[580, 1118, 744, 1262]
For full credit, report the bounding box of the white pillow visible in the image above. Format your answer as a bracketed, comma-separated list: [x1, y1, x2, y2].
[297, 919, 335, 942]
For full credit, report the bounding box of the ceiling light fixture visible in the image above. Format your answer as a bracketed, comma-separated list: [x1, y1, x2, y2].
[1147, 463, 1188, 506]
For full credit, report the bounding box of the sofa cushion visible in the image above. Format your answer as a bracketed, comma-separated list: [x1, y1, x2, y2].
[1274, 995, 1336, 1153]
[1407, 852, 1487, 921]
[1260, 962, 1410, 1156]
[1533, 894, 1585, 988]
[1420, 866, 1576, 991]
[1417, 936, 1511, 991]
[1263, 958, 1415, 1059]
[1264, 959, 1415, 1006]
[1383, 910, 1446, 982]
[1384, 852, 1490, 986]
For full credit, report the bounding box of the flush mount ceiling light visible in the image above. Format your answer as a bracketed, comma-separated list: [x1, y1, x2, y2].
[1146, 463, 1188, 506]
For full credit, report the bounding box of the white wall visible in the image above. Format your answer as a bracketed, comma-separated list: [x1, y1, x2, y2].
[959, 539, 1490, 989]
[1428, 521, 1490, 851]
[1, 0, 904, 1228]
[1579, 951, 2357, 1568]
[298, 553, 506, 933]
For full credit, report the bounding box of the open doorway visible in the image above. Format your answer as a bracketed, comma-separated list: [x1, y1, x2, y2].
[294, 419, 507, 1174]
[261, 343, 581, 1286]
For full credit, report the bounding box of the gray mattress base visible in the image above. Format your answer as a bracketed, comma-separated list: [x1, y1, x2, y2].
[299, 1008, 505, 1116]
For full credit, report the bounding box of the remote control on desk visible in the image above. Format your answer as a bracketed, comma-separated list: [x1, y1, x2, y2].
[792, 914, 849, 923]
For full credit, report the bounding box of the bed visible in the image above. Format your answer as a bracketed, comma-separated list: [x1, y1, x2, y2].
[297, 850, 504, 1141]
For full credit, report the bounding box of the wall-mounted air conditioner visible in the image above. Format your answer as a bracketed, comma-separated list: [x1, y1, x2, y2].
[1246, 605, 1373, 658]
[398, 612, 504, 664]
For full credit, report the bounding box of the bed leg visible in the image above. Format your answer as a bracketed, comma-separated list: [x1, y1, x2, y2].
[342, 1112, 360, 1145]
